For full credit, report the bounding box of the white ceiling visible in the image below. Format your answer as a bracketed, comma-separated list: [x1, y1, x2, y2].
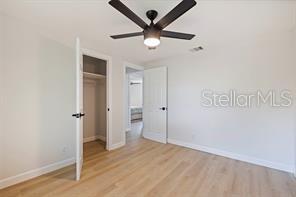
[0, 0, 295, 65]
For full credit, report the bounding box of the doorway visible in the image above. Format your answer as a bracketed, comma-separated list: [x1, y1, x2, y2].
[75, 38, 112, 181]
[125, 65, 144, 143]
[124, 65, 168, 145]
[83, 55, 107, 151]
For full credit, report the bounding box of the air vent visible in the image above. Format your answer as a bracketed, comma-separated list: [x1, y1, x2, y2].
[190, 46, 204, 52]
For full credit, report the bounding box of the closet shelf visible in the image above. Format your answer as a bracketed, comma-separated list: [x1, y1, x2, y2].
[83, 72, 106, 79]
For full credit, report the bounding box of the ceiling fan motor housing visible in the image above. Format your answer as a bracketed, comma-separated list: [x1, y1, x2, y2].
[144, 10, 161, 45]
[144, 26, 161, 40]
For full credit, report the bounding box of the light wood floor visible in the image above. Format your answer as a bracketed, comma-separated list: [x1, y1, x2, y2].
[1, 122, 296, 197]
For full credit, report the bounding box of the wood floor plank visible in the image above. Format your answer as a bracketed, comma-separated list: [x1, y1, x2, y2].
[1, 122, 296, 197]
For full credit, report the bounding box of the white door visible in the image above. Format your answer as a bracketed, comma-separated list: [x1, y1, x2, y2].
[74, 37, 84, 181]
[143, 67, 167, 143]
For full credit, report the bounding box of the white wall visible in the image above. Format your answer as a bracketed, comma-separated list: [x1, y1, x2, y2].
[83, 78, 106, 141]
[0, 14, 128, 187]
[110, 57, 125, 145]
[0, 13, 76, 183]
[0, 13, 4, 179]
[146, 6, 296, 173]
[293, 5, 296, 174]
[129, 82, 143, 107]
[95, 80, 107, 139]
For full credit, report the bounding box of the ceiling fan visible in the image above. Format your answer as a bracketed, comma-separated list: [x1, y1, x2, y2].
[109, 0, 197, 49]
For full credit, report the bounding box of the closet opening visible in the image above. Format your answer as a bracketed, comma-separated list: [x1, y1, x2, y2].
[83, 55, 107, 152]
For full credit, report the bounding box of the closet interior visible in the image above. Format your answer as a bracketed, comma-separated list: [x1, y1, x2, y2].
[83, 55, 107, 149]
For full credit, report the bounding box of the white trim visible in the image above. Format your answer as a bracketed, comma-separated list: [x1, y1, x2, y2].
[168, 138, 294, 173]
[82, 48, 112, 63]
[75, 37, 82, 181]
[0, 158, 75, 190]
[83, 72, 105, 80]
[81, 48, 112, 151]
[97, 135, 106, 142]
[143, 131, 167, 144]
[109, 141, 125, 151]
[84, 136, 97, 143]
[124, 62, 144, 71]
[83, 135, 106, 143]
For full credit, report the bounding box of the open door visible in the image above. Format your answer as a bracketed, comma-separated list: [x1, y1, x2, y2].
[143, 67, 167, 143]
[73, 37, 84, 181]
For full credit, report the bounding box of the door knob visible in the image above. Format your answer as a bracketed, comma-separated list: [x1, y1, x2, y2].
[72, 113, 85, 118]
[159, 107, 167, 111]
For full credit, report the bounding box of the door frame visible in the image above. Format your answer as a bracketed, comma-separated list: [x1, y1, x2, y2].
[81, 48, 112, 151]
[75, 37, 83, 181]
[123, 62, 144, 145]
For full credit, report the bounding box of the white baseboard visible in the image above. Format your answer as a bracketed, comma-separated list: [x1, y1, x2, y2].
[83, 135, 106, 143]
[168, 138, 294, 173]
[109, 141, 125, 150]
[143, 131, 167, 144]
[97, 135, 106, 142]
[0, 157, 75, 190]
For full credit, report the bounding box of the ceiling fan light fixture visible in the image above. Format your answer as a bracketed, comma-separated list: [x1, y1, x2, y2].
[144, 37, 160, 48]
[109, 0, 197, 49]
[144, 28, 161, 48]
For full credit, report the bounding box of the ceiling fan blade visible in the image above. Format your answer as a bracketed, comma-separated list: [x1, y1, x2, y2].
[109, 0, 148, 29]
[110, 32, 143, 39]
[155, 0, 197, 30]
[161, 31, 195, 40]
